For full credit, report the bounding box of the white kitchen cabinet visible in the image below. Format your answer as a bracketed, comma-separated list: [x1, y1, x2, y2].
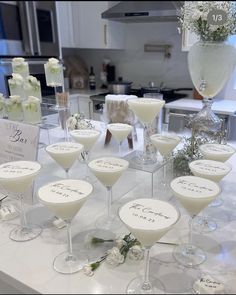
[56, 1, 124, 49]
[78, 96, 93, 119]
[56, 1, 75, 48]
[181, 29, 199, 51]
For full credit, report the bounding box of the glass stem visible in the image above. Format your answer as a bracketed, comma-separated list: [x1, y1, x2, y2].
[20, 194, 28, 229]
[163, 155, 168, 185]
[84, 151, 90, 181]
[65, 168, 69, 179]
[107, 186, 112, 217]
[189, 216, 195, 245]
[67, 220, 73, 259]
[141, 247, 152, 292]
[119, 142, 122, 157]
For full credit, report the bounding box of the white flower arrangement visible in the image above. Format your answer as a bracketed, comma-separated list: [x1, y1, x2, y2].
[83, 233, 144, 276]
[179, 1, 236, 41]
[9, 73, 24, 86]
[67, 113, 94, 130]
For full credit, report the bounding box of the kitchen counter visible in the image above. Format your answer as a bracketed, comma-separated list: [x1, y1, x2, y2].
[69, 88, 108, 99]
[1, 122, 236, 294]
[164, 98, 236, 116]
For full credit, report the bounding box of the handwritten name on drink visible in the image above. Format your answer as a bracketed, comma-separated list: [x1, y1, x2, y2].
[2, 164, 35, 175]
[95, 159, 125, 170]
[199, 276, 223, 290]
[72, 130, 99, 136]
[50, 144, 81, 152]
[128, 202, 171, 224]
[193, 161, 228, 173]
[176, 179, 214, 194]
[204, 145, 233, 153]
[50, 183, 85, 199]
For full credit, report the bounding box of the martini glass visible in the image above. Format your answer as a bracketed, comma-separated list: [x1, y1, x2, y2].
[88, 157, 129, 231]
[0, 161, 41, 242]
[70, 129, 101, 181]
[150, 133, 181, 191]
[46, 142, 84, 178]
[189, 159, 231, 233]
[119, 198, 180, 294]
[199, 143, 235, 208]
[107, 123, 133, 156]
[127, 98, 165, 165]
[170, 175, 221, 267]
[38, 179, 93, 274]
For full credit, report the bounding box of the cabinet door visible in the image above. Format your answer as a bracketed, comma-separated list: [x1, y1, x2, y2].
[78, 97, 92, 119]
[56, 1, 74, 48]
[182, 29, 199, 51]
[72, 1, 124, 49]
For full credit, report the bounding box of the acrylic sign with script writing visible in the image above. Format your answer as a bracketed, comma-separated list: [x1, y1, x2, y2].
[0, 119, 40, 204]
[0, 119, 39, 164]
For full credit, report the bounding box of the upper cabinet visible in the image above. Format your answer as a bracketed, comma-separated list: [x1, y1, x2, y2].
[56, 1, 125, 49]
[181, 29, 199, 51]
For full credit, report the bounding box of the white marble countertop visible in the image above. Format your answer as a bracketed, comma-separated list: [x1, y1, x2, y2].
[1, 122, 236, 294]
[164, 98, 236, 116]
[69, 89, 108, 99]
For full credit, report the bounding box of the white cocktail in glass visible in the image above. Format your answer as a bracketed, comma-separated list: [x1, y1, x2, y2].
[38, 179, 93, 274]
[170, 175, 221, 267]
[107, 123, 133, 156]
[189, 159, 231, 233]
[200, 143, 235, 207]
[151, 133, 181, 190]
[46, 142, 84, 178]
[128, 98, 165, 165]
[119, 198, 180, 294]
[70, 129, 101, 181]
[89, 157, 129, 230]
[0, 161, 41, 242]
[199, 143, 236, 162]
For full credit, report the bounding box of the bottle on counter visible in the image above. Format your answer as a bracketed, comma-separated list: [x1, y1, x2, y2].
[89, 66, 96, 90]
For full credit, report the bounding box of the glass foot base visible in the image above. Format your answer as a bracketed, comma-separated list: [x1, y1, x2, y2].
[9, 224, 42, 242]
[53, 251, 88, 274]
[95, 214, 121, 231]
[208, 197, 223, 208]
[193, 216, 217, 233]
[127, 275, 165, 294]
[173, 243, 206, 268]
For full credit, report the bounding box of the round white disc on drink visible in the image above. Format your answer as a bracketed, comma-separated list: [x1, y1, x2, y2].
[189, 159, 231, 182]
[200, 143, 235, 162]
[150, 133, 181, 156]
[107, 123, 133, 142]
[70, 129, 100, 150]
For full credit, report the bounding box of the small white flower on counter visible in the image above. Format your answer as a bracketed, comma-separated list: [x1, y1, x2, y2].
[106, 247, 125, 266]
[83, 265, 94, 277]
[12, 57, 26, 66]
[9, 95, 21, 104]
[128, 245, 144, 261]
[9, 73, 24, 85]
[48, 57, 59, 64]
[115, 238, 127, 249]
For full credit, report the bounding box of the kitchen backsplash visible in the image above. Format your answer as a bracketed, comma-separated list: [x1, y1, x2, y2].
[62, 22, 193, 89]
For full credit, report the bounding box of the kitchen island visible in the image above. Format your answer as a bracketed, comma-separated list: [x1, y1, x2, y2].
[0, 122, 236, 294]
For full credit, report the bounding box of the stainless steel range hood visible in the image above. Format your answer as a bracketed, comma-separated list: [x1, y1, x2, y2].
[102, 1, 183, 23]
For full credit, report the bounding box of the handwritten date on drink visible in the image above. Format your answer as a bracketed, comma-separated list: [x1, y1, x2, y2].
[50, 144, 80, 152]
[95, 160, 124, 170]
[194, 162, 227, 172]
[176, 179, 214, 194]
[50, 183, 84, 198]
[129, 203, 171, 224]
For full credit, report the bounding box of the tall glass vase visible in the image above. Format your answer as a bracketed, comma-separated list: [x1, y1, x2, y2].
[188, 40, 236, 143]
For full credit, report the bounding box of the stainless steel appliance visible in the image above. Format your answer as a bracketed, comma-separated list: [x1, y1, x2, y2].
[0, 1, 59, 57]
[102, 1, 183, 23]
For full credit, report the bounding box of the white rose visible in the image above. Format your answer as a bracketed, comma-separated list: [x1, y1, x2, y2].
[12, 57, 25, 66]
[12, 73, 24, 82]
[28, 96, 40, 103]
[115, 239, 127, 250]
[106, 247, 125, 266]
[27, 75, 38, 84]
[10, 95, 21, 104]
[83, 265, 94, 276]
[192, 10, 202, 20]
[48, 57, 59, 64]
[128, 245, 144, 261]
[67, 117, 77, 130]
